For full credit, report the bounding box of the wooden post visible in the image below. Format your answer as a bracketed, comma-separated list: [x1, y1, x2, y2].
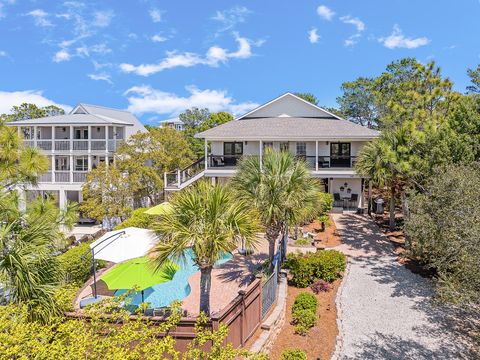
[367, 180, 372, 216]
[259, 140, 263, 171]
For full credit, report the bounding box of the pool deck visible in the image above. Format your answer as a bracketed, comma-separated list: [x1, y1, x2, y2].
[183, 237, 269, 317]
[74, 235, 269, 316]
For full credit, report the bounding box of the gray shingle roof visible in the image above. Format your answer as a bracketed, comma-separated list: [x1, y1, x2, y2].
[195, 117, 380, 140]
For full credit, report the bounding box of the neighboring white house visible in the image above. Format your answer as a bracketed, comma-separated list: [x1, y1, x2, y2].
[164, 92, 380, 211]
[7, 103, 147, 211]
[159, 118, 184, 131]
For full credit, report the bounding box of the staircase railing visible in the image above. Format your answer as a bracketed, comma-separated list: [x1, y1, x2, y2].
[164, 157, 205, 189]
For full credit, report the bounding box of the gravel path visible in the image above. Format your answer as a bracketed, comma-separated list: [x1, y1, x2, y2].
[331, 213, 475, 360]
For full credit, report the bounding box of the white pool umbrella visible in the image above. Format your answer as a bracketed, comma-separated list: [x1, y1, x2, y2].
[89, 227, 158, 264]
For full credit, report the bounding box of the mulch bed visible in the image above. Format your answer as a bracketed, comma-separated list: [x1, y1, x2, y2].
[300, 215, 342, 249]
[269, 280, 341, 360]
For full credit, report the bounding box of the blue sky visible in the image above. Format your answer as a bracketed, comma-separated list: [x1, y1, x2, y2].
[0, 0, 479, 124]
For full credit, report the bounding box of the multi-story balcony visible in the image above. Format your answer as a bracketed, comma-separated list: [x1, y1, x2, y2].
[23, 139, 123, 152]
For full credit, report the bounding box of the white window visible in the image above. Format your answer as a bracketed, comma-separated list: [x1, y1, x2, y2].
[75, 156, 88, 171]
[55, 156, 70, 171]
[296, 142, 306, 156]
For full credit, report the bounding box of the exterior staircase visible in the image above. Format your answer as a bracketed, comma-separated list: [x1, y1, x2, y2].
[163, 157, 206, 192]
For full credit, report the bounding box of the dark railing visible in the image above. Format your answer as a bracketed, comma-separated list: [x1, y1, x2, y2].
[164, 157, 205, 188]
[208, 154, 242, 168]
[296, 155, 357, 169]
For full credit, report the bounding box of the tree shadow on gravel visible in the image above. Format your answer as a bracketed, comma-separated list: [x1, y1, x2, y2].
[340, 332, 476, 360]
[335, 213, 396, 257]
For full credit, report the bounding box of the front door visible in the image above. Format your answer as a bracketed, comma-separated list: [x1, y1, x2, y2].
[223, 142, 243, 166]
[330, 142, 351, 167]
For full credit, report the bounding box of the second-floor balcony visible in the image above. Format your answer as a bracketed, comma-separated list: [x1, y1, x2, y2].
[23, 139, 123, 152]
[207, 154, 357, 170]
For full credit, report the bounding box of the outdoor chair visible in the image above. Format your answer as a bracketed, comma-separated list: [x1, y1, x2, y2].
[333, 193, 342, 207]
[349, 194, 359, 209]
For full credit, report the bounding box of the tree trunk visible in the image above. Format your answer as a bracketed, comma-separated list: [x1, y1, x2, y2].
[389, 186, 396, 231]
[266, 225, 281, 272]
[199, 267, 212, 316]
[367, 181, 372, 216]
[401, 191, 412, 249]
[294, 225, 298, 240]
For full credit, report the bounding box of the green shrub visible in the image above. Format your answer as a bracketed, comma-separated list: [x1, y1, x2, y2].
[289, 250, 346, 287]
[292, 309, 317, 335]
[114, 208, 151, 230]
[281, 348, 308, 360]
[58, 242, 106, 286]
[292, 292, 318, 313]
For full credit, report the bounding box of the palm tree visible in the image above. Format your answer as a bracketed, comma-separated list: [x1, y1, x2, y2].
[231, 149, 321, 266]
[150, 181, 259, 316]
[0, 122, 48, 189]
[355, 126, 412, 231]
[0, 193, 63, 323]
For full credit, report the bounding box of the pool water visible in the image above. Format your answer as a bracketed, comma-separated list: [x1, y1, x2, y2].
[115, 248, 233, 308]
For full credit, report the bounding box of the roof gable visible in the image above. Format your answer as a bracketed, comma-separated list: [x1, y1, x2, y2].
[237, 92, 340, 120]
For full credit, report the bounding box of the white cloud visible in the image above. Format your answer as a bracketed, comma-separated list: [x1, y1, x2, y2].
[88, 73, 112, 84]
[53, 49, 71, 62]
[212, 6, 251, 32]
[308, 28, 320, 44]
[379, 25, 430, 49]
[124, 85, 258, 117]
[76, 43, 111, 57]
[0, 90, 71, 114]
[344, 33, 361, 47]
[149, 8, 163, 23]
[27, 9, 53, 27]
[120, 33, 260, 76]
[340, 16, 365, 32]
[317, 5, 335, 21]
[0, 50, 7, 57]
[92, 10, 114, 27]
[151, 34, 167, 43]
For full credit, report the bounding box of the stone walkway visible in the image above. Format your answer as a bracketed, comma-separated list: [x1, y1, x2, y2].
[331, 213, 474, 360]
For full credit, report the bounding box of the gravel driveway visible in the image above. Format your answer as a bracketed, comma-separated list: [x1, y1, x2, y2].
[331, 213, 475, 360]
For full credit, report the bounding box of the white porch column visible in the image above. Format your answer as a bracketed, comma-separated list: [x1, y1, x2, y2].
[315, 140, 319, 171]
[105, 125, 109, 155]
[33, 126, 37, 147]
[113, 126, 117, 152]
[259, 140, 263, 171]
[87, 154, 92, 171]
[59, 189, 66, 211]
[51, 156, 55, 183]
[69, 155, 73, 183]
[52, 126, 55, 153]
[87, 125, 91, 153]
[105, 154, 109, 169]
[367, 180, 372, 215]
[69, 126, 73, 152]
[204, 139, 208, 170]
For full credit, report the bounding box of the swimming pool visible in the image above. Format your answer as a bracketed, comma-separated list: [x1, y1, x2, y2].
[115, 248, 232, 308]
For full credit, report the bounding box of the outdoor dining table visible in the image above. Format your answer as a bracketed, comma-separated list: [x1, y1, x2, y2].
[341, 196, 351, 209]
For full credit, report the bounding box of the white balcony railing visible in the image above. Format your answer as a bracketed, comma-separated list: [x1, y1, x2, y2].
[23, 140, 34, 147]
[54, 171, 70, 182]
[73, 171, 87, 182]
[38, 172, 52, 182]
[37, 140, 52, 151]
[55, 140, 70, 151]
[73, 140, 88, 151]
[91, 140, 106, 151]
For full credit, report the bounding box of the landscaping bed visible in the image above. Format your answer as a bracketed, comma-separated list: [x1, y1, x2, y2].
[289, 215, 342, 249]
[269, 279, 341, 360]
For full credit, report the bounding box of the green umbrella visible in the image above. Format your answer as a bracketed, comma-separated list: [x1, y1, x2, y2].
[101, 256, 179, 302]
[144, 202, 173, 216]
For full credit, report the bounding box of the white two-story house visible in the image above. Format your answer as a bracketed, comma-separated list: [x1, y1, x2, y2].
[164, 93, 379, 211]
[7, 103, 146, 211]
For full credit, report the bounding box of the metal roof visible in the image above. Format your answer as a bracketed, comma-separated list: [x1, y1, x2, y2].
[195, 117, 379, 140]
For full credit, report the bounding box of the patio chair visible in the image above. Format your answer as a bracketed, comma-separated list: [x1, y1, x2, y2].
[333, 193, 342, 207]
[349, 194, 359, 210]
